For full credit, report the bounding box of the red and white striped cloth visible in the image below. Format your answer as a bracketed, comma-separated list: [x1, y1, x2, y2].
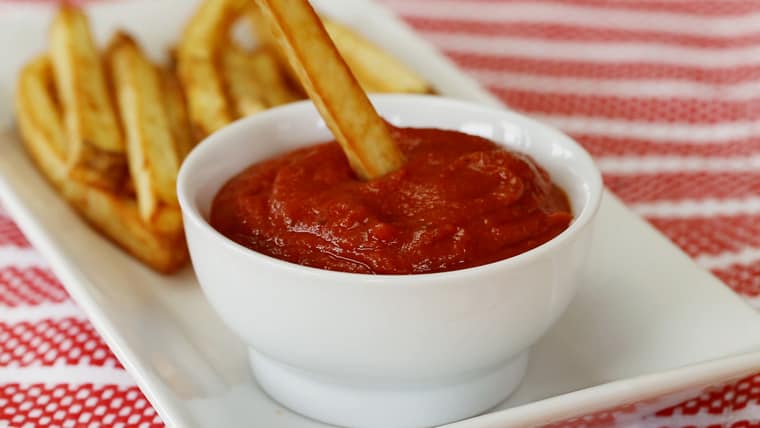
[2, 0, 760, 426]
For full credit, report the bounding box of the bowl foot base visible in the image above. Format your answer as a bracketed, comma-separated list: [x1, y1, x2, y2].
[248, 348, 528, 428]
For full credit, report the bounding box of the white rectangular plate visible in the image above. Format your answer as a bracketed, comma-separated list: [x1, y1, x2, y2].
[1, 1, 759, 427]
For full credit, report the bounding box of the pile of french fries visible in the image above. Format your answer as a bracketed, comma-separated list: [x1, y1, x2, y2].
[15, 0, 431, 273]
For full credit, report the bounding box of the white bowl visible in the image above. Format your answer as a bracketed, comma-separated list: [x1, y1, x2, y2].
[177, 95, 602, 428]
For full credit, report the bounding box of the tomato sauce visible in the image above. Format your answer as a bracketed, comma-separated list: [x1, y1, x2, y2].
[210, 127, 572, 274]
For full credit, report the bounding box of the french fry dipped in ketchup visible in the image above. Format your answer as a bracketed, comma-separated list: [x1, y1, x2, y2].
[212, 0, 573, 275]
[255, 0, 405, 180]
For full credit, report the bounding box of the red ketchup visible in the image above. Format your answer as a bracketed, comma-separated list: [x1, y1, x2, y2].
[210, 127, 572, 274]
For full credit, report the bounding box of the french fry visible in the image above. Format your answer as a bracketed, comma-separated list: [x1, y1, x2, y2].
[221, 42, 302, 117]
[15, 55, 187, 273]
[62, 193, 187, 274]
[247, 5, 431, 94]
[105, 32, 180, 223]
[255, 0, 405, 180]
[158, 66, 195, 161]
[246, 4, 309, 92]
[221, 42, 268, 118]
[177, 0, 246, 140]
[247, 3, 275, 47]
[16, 56, 68, 190]
[49, 5, 126, 190]
[322, 19, 431, 94]
[250, 47, 303, 107]
[15, 56, 67, 168]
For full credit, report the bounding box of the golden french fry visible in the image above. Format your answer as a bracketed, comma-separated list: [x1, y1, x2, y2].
[49, 5, 126, 189]
[250, 47, 302, 107]
[151, 206, 185, 238]
[16, 56, 69, 186]
[15, 55, 187, 273]
[15, 56, 67, 167]
[63, 192, 188, 274]
[221, 42, 268, 118]
[246, 4, 305, 90]
[105, 32, 180, 223]
[221, 40, 302, 118]
[323, 19, 431, 94]
[158, 66, 195, 161]
[247, 3, 275, 47]
[177, 0, 246, 140]
[256, 0, 405, 180]
[248, 5, 430, 94]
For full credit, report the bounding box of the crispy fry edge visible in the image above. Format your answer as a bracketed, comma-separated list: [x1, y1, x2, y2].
[106, 32, 181, 224]
[16, 55, 188, 274]
[177, 0, 246, 140]
[49, 5, 127, 190]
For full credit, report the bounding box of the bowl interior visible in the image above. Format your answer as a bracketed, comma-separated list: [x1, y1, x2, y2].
[178, 95, 601, 257]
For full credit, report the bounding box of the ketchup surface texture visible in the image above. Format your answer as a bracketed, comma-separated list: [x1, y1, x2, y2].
[210, 127, 572, 274]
